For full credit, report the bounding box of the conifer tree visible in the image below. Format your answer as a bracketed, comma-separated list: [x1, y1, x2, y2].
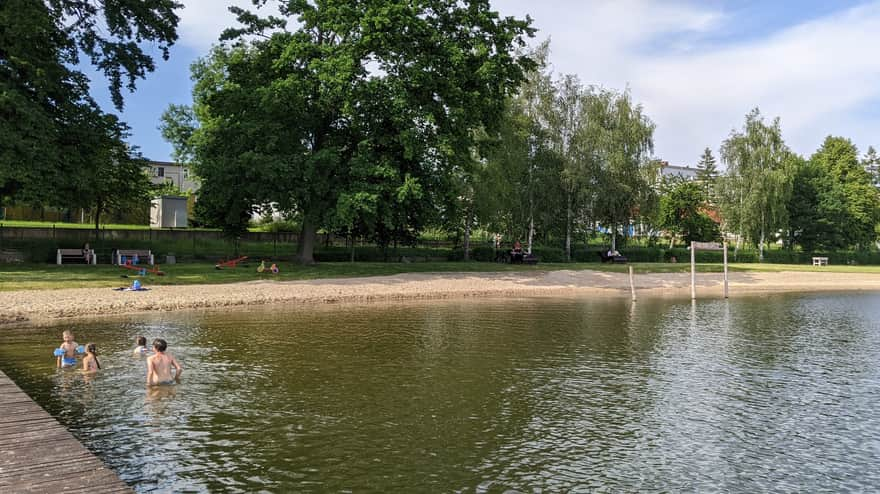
[696, 147, 718, 201]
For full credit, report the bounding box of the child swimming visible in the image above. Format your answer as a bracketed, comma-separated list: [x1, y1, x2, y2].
[56, 330, 79, 368]
[82, 343, 101, 372]
[133, 336, 149, 356]
[146, 338, 182, 385]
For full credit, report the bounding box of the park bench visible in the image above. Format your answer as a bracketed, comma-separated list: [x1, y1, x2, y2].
[57, 248, 96, 265]
[114, 249, 155, 266]
[598, 251, 628, 264]
[812, 256, 829, 266]
[523, 253, 539, 265]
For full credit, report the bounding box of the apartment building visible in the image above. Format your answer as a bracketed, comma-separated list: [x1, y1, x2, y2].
[146, 161, 200, 193]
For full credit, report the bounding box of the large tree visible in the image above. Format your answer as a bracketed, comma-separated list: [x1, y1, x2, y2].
[588, 89, 655, 252]
[810, 136, 880, 249]
[658, 180, 719, 246]
[173, 0, 534, 263]
[695, 147, 718, 202]
[473, 42, 567, 255]
[547, 74, 589, 261]
[719, 108, 792, 260]
[861, 145, 880, 188]
[1, 0, 180, 211]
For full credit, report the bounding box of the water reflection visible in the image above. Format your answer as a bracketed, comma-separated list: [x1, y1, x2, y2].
[1, 293, 879, 492]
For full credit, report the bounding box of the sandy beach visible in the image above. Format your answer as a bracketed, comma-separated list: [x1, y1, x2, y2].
[3, 269, 880, 326]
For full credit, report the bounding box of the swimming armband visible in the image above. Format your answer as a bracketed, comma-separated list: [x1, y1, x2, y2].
[53, 348, 64, 357]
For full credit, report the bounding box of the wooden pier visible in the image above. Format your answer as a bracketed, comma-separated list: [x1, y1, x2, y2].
[0, 370, 130, 493]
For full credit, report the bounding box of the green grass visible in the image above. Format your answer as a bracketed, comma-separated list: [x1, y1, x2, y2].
[0, 260, 869, 292]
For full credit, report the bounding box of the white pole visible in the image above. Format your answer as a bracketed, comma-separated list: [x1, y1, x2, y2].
[723, 241, 729, 298]
[691, 241, 696, 300]
[629, 265, 636, 302]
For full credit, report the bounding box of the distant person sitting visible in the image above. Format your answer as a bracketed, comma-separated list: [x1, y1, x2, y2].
[607, 248, 621, 257]
[511, 240, 524, 263]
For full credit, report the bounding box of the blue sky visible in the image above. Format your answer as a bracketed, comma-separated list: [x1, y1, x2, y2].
[90, 0, 880, 167]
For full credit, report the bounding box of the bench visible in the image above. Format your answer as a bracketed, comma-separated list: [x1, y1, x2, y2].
[523, 254, 539, 265]
[114, 249, 154, 266]
[597, 251, 628, 264]
[57, 249, 96, 265]
[812, 256, 828, 266]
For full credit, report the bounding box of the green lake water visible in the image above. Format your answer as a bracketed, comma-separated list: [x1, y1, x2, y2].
[1, 293, 879, 492]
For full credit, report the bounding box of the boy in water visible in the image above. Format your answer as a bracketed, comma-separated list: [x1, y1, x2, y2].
[57, 330, 79, 368]
[146, 338, 183, 385]
[133, 336, 149, 356]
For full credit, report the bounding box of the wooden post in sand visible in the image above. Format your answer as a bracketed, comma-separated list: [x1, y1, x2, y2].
[690, 241, 696, 300]
[629, 265, 636, 302]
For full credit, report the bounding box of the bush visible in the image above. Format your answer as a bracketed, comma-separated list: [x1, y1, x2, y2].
[530, 246, 564, 262]
[314, 246, 451, 262]
[259, 220, 300, 233]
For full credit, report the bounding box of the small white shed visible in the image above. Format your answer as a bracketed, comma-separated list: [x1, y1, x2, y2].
[150, 196, 189, 228]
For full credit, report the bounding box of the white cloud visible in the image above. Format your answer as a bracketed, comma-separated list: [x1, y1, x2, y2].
[495, 0, 880, 165]
[176, 0, 259, 51]
[175, 1, 880, 165]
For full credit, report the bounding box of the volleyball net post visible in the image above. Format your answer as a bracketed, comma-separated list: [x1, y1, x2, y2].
[690, 241, 728, 300]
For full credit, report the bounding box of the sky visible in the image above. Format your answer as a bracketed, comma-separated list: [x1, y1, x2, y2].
[91, 0, 880, 167]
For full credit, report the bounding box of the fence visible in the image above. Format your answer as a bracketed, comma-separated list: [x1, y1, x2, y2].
[0, 225, 455, 263]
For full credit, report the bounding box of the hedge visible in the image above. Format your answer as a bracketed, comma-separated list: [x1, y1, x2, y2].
[5, 235, 880, 266]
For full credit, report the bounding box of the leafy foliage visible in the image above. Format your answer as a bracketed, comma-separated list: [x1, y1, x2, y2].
[809, 137, 880, 249]
[174, 0, 535, 262]
[658, 180, 719, 244]
[719, 108, 792, 258]
[1, 0, 180, 219]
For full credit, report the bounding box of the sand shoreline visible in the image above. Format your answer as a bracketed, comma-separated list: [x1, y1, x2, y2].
[3, 269, 880, 326]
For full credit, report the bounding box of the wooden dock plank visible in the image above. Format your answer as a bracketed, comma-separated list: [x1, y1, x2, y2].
[0, 370, 131, 493]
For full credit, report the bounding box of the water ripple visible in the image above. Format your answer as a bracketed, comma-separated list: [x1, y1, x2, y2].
[0, 294, 879, 491]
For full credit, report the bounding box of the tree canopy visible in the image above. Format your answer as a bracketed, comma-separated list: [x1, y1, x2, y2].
[1, 0, 181, 214]
[658, 179, 719, 245]
[170, 0, 535, 262]
[719, 108, 792, 258]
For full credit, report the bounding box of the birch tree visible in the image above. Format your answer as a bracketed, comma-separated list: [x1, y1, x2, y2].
[719, 108, 792, 260]
[588, 89, 655, 252]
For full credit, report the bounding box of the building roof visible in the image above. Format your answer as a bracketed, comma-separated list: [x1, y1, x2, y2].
[659, 161, 699, 178]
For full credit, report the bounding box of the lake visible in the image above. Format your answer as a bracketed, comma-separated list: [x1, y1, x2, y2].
[1, 293, 879, 492]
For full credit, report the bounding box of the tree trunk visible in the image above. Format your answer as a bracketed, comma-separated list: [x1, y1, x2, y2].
[736, 187, 744, 258]
[565, 192, 572, 262]
[759, 228, 765, 262]
[611, 228, 617, 252]
[463, 208, 471, 261]
[527, 215, 534, 255]
[296, 216, 317, 264]
[349, 228, 355, 263]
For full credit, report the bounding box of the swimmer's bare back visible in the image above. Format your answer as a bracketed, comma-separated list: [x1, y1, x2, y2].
[146, 352, 182, 385]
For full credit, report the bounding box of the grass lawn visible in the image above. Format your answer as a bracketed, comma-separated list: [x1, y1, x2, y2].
[0, 260, 868, 292]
